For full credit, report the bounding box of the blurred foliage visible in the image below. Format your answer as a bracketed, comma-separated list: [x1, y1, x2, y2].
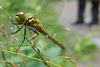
[5, 0, 25, 11]
[0, 0, 98, 67]
[73, 34, 97, 61]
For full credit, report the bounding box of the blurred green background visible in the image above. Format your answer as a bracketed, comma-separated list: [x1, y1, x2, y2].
[0, 0, 99, 67]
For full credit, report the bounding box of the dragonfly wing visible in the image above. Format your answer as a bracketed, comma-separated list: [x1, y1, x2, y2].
[32, 0, 72, 48]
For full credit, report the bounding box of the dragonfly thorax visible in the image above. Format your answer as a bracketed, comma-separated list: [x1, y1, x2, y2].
[26, 16, 37, 23]
[26, 16, 40, 27]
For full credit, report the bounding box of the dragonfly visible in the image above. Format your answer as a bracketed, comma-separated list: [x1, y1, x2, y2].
[10, 12, 65, 50]
[0, 0, 68, 52]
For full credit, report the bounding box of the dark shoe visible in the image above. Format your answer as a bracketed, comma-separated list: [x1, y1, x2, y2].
[72, 21, 84, 25]
[88, 21, 98, 27]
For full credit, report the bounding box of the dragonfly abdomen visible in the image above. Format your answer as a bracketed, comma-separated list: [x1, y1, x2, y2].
[26, 16, 65, 49]
[38, 25, 65, 49]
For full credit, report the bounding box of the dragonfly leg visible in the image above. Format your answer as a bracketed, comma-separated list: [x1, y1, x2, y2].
[26, 26, 39, 41]
[16, 27, 26, 52]
[7, 25, 24, 35]
[45, 35, 49, 39]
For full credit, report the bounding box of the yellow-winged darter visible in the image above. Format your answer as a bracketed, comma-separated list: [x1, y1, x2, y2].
[0, 0, 71, 52]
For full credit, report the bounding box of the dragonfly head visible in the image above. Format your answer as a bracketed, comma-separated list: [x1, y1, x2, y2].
[15, 12, 26, 24]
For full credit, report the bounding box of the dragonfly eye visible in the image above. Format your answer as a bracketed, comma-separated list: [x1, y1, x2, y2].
[16, 12, 24, 16]
[19, 12, 24, 16]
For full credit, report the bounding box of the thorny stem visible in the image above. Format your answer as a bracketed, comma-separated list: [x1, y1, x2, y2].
[0, 45, 8, 67]
[0, 7, 16, 25]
